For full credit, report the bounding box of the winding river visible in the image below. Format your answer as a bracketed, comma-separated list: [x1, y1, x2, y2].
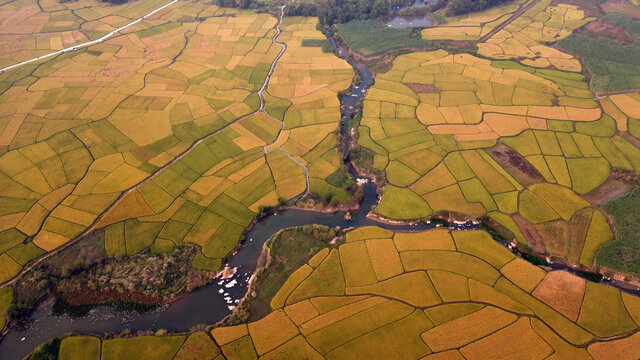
[1, 11, 638, 360]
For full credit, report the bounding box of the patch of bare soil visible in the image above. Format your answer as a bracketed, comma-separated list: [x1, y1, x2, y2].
[532, 270, 586, 321]
[512, 213, 545, 253]
[535, 220, 570, 259]
[583, 176, 635, 205]
[551, 0, 604, 18]
[404, 83, 439, 93]
[602, 0, 640, 19]
[584, 20, 635, 45]
[620, 132, 640, 150]
[486, 143, 545, 186]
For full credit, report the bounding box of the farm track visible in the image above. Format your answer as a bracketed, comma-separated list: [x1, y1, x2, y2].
[0, 0, 181, 73]
[340, 0, 542, 65]
[478, 0, 542, 42]
[0, 4, 308, 288]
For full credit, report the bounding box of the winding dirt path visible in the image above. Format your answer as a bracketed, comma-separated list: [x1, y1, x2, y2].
[0, 5, 304, 288]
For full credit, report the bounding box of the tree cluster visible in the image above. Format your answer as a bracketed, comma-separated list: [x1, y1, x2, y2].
[445, 0, 512, 16]
[285, 0, 391, 24]
[214, 0, 259, 9]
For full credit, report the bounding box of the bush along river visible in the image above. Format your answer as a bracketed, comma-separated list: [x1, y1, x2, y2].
[1, 21, 637, 360]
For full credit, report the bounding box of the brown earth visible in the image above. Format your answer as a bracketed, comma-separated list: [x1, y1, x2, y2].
[583, 20, 635, 45]
[405, 83, 439, 93]
[532, 270, 586, 321]
[535, 220, 571, 259]
[583, 177, 635, 205]
[486, 143, 546, 186]
[57, 288, 164, 306]
[601, 0, 640, 19]
[512, 213, 545, 253]
[551, 0, 605, 18]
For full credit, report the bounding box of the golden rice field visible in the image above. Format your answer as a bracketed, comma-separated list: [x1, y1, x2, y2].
[421, 0, 533, 41]
[52, 228, 640, 359]
[0, 0, 211, 68]
[422, 0, 593, 72]
[357, 49, 640, 269]
[0, 4, 353, 286]
[477, 0, 594, 72]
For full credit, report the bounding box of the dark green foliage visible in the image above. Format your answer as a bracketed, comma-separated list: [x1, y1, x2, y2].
[9, 230, 212, 322]
[325, 167, 353, 189]
[214, 0, 266, 9]
[26, 338, 61, 360]
[597, 187, 640, 277]
[446, 0, 513, 16]
[301, 39, 334, 53]
[245, 226, 344, 321]
[336, 19, 433, 55]
[313, 0, 391, 24]
[559, 12, 640, 92]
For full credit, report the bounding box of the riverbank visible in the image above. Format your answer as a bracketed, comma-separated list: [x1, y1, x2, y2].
[218, 225, 344, 327]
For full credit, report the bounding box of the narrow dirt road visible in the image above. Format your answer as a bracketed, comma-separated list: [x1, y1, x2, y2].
[0, 0, 180, 73]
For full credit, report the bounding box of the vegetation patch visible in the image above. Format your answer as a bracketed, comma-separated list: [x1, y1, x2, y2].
[9, 231, 213, 323]
[335, 20, 433, 56]
[560, 12, 640, 92]
[241, 225, 344, 322]
[598, 187, 640, 277]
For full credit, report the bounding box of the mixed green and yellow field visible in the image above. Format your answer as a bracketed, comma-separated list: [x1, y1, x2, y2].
[0, 4, 354, 285]
[51, 228, 640, 360]
[422, 0, 533, 41]
[356, 49, 640, 270]
[0, 0, 210, 68]
[478, 0, 593, 72]
[421, 0, 593, 72]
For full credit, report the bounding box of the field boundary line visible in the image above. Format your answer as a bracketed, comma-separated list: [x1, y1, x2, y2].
[478, 0, 542, 43]
[0, 0, 180, 73]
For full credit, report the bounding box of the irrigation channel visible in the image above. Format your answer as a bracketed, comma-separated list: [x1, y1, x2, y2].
[1, 15, 638, 360]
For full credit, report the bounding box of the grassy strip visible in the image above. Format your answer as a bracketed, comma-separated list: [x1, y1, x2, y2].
[335, 20, 433, 56]
[301, 38, 333, 53]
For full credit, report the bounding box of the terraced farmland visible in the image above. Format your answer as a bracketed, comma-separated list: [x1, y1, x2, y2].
[4, 0, 640, 358]
[477, 0, 593, 72]
[0, 1, 354, 288]
[421, 0, 533, 41]
[49, 228, 640, 359]
[0, 0, 196, 68]
[355, 49, 640, 270]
